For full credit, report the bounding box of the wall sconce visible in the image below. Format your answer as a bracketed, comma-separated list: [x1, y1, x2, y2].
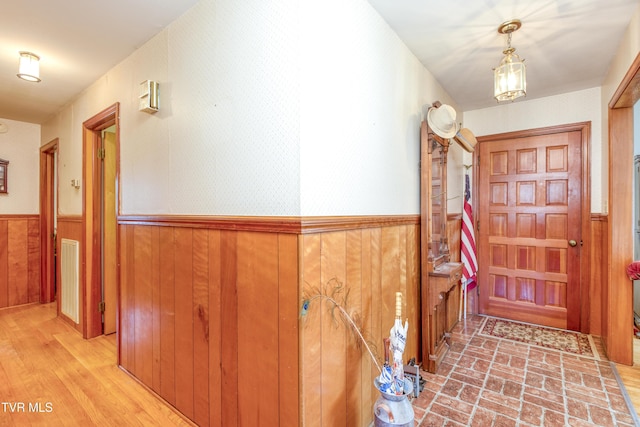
[17, 51, 41, 82]
[139, 80, 159, 113]
[71, 179, 81, 189]
[493, 20, 526, 102]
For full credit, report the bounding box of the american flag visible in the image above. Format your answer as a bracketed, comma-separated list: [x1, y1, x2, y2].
[461, 173, 478, 290]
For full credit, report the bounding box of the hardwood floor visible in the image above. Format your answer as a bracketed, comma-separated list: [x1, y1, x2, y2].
[0, 302, 194, 426]
[4, 301, 640, 427]
[616, 338, 640, 419]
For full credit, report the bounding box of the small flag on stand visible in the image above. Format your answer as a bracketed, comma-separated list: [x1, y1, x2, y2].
[461, 172, 478, 317]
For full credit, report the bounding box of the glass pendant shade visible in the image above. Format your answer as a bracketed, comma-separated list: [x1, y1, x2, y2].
[17, 52, 41, 82]
[494, 49, 526, 102]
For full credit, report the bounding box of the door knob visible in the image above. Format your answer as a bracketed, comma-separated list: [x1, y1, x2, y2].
[568, 239, 577, 247]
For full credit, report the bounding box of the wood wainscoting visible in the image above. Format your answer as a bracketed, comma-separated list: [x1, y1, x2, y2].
[589, 214, 608, 338]
[117, 215, 420, 427]
[0, 215, 40, 309]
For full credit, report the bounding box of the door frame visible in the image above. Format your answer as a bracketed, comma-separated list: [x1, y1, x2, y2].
[606, 53, 640, 365]
[474, 122, 591, 332]
[39, 138, 59, 303]
[82, 103, 120, 339]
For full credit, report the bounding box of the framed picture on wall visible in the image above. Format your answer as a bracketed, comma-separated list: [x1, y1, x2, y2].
[0, 158, 8, 194]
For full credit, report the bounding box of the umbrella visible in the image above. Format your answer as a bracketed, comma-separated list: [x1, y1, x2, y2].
[377, 337, 394, 394]
[389, 292, 409, 394]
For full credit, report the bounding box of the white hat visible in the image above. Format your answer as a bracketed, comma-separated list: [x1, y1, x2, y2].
[454, 128, 478, 152]
[427, 104, 459, 138]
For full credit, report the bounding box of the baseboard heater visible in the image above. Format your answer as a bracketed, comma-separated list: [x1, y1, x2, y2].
[60, 238, 79, 324]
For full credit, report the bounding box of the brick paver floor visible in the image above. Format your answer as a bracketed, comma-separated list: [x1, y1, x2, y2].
[412, 315, 637, 426]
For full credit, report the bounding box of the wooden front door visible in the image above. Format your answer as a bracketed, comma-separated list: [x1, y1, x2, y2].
[477, 128, 583, 330]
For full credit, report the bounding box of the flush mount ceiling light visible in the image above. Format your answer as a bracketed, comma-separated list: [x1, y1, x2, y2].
[493, 19, 526, 102]
[17, 51, 41, 82]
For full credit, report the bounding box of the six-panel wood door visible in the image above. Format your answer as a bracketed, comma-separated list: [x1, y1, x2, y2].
[478, 130, 582, 330]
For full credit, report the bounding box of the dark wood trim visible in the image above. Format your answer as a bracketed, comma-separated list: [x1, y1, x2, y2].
[82, 103, 120, 339]
[607, 107, 634, 364]
[610, 52, 640, 109]
[56, 215, 83, 223]
[83, 103, 120, 130]
[605, 52, 640, 365]
[0, 214, 39, 219]
[476, 121, 593, 142]
[40, 138, 58, 304]
[117, 214, 420, 234]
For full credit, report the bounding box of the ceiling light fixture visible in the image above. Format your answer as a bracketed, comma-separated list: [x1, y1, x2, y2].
[17, 51, 41, 82]
[493, 19, 526, 102]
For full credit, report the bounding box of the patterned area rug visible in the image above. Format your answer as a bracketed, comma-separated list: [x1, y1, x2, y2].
[479, 316, 600, 360]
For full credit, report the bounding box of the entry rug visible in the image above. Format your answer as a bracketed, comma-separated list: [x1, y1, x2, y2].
[479, 316, 600, 360]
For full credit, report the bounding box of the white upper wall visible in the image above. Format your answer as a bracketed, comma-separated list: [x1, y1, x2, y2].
[42, 0, 458, 217]
[463, 87, 603, 213]
[299, 0, 457, 215]
[0, 118, 40, 214]
[601, 3, 640, 215]
[44, 0, 302, 216]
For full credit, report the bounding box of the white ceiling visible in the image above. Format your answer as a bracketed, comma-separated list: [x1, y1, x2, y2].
[0, 0, 199, 124]
[367, 0, 640, 111]
[0, 0, 638, 125]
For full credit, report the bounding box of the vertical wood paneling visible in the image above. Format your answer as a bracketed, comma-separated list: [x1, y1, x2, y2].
[159, 227, 176, 405]
[8, 220, 28, 306]
[27, 219, 40, 303]
[590, 215, 607, 336]
[301, 234, 322, 427]
[119, 225, 130, 369]
[117, 217, 417, 427]
[220, 230, 238, 427]
[0, 216, 41, 309]
[299, 224, 420, 427]
[320, 232, 347, 427]
[151, 227, 162, 394]
[0, 220, 7, 308]
[278, 234, 299, 425]
[174, 228, 194, 419]
[405, 224, 420, 362]
[208, 230, 222, 427]
[360, 229, 375, 427]
[380, 227, 400, 344]
[134, 226, 153, 387]
[370, 227, 383, 373]
[125, 225, 136, 374]
[346, 230, 363, 427]
[237, 232, 280, 426]
[192, 229, 209, 427]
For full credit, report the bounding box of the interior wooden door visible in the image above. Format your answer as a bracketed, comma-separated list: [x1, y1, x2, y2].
[477, 130, 582, 330]
[103, 130, 117, 334]
[39, 139, 58, 304]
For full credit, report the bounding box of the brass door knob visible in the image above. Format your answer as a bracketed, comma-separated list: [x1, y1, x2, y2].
[569, 239, 577, 247]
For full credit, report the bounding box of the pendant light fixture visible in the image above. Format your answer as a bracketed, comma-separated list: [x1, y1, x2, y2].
[493, 19, 526, 102]
[17, 51, 41, 82]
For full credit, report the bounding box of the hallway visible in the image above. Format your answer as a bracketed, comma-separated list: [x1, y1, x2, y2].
[413, 316, 639, 426]
[0, 303, 193, 426]
[2, 302, 640, 426]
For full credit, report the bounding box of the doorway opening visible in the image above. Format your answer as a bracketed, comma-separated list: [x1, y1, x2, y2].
[82, 103, 120, 339]
[40, 139, 58, 304]
[607, 53, 639, 365]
